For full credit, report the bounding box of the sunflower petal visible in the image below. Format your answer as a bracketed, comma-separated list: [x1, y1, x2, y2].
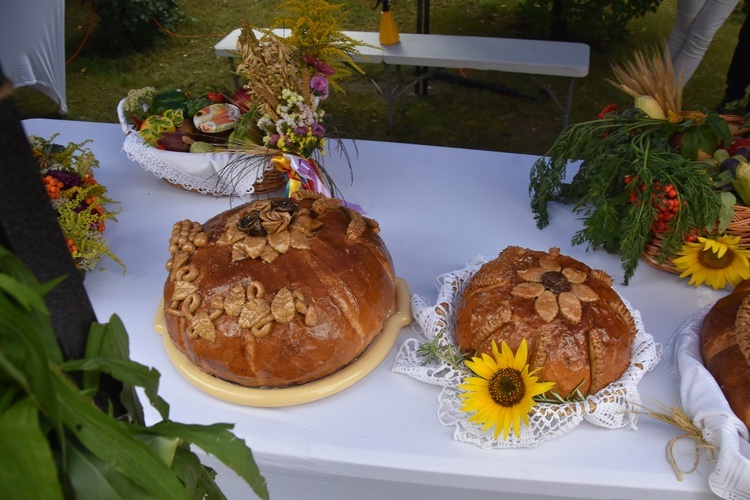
[512, 339, 529, 371]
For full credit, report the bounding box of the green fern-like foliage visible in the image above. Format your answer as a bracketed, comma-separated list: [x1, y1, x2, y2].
[529, 107, 729, 284]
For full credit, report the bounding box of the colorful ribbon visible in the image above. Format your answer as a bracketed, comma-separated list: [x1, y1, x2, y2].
[271, 154, 332, 198]
[270, 154, 365, 213]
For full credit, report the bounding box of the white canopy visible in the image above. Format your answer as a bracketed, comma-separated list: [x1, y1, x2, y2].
[0, 0, 67, 114]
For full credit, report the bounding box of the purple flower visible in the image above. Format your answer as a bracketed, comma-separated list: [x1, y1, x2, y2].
[269, 133, 281, 146]
[302, 55, 334, 77]
[48, 169, 83, 189]
[312, 122, 325, 137]
[310, 75, 329, 100]
[295, 126, 309, 136]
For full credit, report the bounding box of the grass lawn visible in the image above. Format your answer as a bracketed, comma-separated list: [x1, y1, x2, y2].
[12, 0, 748, 156]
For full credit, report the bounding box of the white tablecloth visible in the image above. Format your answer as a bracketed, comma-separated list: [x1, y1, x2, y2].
[2, 0, 67, 113]
[21, 118, 737, 499]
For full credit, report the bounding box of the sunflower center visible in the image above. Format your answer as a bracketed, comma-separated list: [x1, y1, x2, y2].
[697, 248, 735, 270]
[541, 271, 571, 293]
[488, 368, 525, 407]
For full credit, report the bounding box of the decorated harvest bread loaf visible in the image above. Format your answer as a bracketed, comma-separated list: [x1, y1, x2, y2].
[455, 246, 637, 397]
[701, 280, 750, 429]
[163, 191, 396, 387]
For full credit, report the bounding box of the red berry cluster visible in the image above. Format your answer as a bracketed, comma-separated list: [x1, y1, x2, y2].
[625, 176, 686, 235]
[597, 103, 620, 120]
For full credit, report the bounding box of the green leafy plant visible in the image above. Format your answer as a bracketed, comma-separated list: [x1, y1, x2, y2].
[516, 0, 663, 43]
[0, 244, 269, 499]
[84, 0, 185, 56]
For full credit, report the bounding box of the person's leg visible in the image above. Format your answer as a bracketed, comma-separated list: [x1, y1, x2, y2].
[668, 0, 708, 59]
[672, 0, 740, 84]
[721, 11, 750, 108]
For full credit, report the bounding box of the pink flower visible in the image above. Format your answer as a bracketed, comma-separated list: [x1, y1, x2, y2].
[310, 75, 329, 100]
[302, 55, 334, 77]
[312, 123, 325, 137]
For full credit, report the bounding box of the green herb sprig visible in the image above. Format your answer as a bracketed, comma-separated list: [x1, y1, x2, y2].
[416, 330, 470, 372]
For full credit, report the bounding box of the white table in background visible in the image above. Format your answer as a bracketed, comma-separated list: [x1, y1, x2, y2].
[214, 29, 590, 129]
[22, 118, 725, 500]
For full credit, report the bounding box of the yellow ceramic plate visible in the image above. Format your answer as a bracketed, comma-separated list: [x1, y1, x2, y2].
[155, 278, 411, 407]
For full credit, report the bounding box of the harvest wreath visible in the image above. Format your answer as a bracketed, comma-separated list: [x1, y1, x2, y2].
[530, 49, 750, 288]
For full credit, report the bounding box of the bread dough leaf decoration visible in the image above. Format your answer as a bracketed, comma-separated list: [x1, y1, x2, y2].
[735, 295, 750, 363]
[218, 198, 321, 263]
[197, 280, 319, 339]
[239, 297, 274, 337]
[223, 284, 246, 317]
[191, 312, 216, 342]
[271, 287, 296, 324]
[292, 190, 380, 237]
[510, 247, 600, 323]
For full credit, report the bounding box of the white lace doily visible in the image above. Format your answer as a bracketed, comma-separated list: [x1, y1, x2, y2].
[392, 256, 662, 449]
[667, 308, 750, 500]
[117, 99, 274, 201]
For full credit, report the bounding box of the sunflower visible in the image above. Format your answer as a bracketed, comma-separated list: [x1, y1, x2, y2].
[672, 235, 750, 290]
[458, 339, 556, 440]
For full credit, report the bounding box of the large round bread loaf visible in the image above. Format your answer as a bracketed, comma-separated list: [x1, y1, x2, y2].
[163, 191, 396, 387]
[701, 280, 750, 429]
[455, 246, 637, 397]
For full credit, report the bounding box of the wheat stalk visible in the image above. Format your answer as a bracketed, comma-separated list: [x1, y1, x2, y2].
[635, 403, 718, 481]
[609, 48, 683, 115]
[236, 23, 314, 120]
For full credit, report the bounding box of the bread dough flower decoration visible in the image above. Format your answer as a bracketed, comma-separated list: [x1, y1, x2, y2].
[673, 234, 750, 290]
[459, 339, 556, 440]
[217, 198, 322, 263]
[510, 248, 599, 323]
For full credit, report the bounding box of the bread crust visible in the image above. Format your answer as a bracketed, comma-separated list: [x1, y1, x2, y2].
[163, 194, 396, 387]
[701, 280, 750, 429]
[455, 247, 636, 396]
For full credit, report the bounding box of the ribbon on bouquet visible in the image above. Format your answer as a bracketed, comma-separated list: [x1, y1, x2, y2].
[270, 154, 365, 213]
[271, 154, 332, 198]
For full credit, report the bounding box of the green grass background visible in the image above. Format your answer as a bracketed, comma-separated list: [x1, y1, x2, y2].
[12, 0, 747, 155]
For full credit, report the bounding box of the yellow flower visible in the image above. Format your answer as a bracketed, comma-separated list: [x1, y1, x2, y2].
[458, 339, 556, 440]
[666, 109, 707, 125]
[673, 235, 750, 290]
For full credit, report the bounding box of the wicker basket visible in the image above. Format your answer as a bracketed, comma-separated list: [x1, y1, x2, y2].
[642, 205, 750, 274]
[721, 114, 750, 137]
[117, 99, 286, 198]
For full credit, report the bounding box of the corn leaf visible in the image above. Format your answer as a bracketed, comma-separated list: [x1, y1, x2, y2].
[150, 421, 270, 500]
[0, 268, 65, 438]
[0, 398, 63, 500]
[66, 443, 151, 500]
[61, 354, 168, 422]
[170, 443, 227, 500]
[52, 369, 189, 500]
[0, 244, 266, 499]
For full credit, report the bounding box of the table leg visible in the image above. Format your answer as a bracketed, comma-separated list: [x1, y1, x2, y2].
[563, 77, 575, 130]
[415, 0, 430, 96]
[385, 62, 394, 130]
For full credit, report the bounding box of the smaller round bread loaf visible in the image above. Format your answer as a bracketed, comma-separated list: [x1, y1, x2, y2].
[163, 191, 396, 387]
[455, 246, 637, 397]
[701, 280, 750, 429]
